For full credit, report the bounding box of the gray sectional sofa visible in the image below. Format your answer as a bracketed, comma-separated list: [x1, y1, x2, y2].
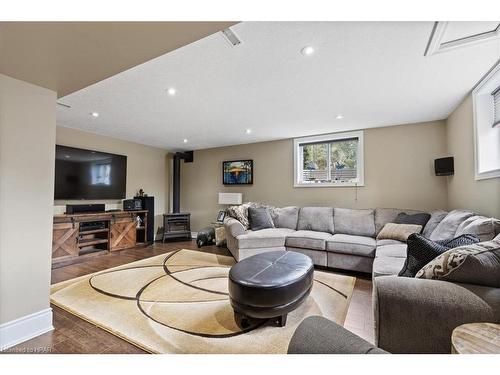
[225, 205, 500, 353]
[225, 206, 431, 273]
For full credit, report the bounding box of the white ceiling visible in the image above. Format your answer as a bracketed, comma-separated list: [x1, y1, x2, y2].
[57, 22, 500, 151]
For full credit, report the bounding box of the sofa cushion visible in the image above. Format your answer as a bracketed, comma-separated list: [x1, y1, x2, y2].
[236, 228, 295, 249]
[429, 209, 475, 241]
[376, 244, 407, 258]
[422, 209, 448, 238]
[297, 207, 335, 234]
[271, 206, 299, 230]
[248, 207, 274, 231]
[334, 208, 376, 237]
[376, 239, 405, 246]
[416, 239, 500, 288]
[285, 230, 333, 251]
[375, 208, 423, 235]
[376, 223, 422, 242]
[372, 256, 406, 277]
[455, 216, 499, 242]
[326, 234, 376, 257]
[285, 247, 327, 267]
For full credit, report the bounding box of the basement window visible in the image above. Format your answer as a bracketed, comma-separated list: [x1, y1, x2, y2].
[294, 131, 364, 187]
[493, 86, 500, 128]
[472, 62, 500, 180]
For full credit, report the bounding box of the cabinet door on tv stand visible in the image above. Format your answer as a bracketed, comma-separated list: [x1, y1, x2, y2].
[52, 222, 79, 259]
[110, 217, 137, 251]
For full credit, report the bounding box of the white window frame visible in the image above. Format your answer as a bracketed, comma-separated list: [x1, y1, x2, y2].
[293, 130, 364, 188]
[472, 61, 500, 180]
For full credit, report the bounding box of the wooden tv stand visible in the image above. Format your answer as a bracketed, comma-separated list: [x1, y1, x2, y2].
[52, 210, 148, 267]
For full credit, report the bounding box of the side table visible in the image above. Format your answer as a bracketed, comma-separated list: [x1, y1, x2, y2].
[211, 222, 226, 247]
[451, 323, 500, 354]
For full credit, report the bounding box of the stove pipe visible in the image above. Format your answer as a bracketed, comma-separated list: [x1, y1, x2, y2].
[172, 151, 193, 213]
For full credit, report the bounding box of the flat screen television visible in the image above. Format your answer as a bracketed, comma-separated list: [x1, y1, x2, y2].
[54, 145, 127, 200]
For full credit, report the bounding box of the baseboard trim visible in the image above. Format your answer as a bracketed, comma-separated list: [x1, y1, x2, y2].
[0, 308, 54, 351]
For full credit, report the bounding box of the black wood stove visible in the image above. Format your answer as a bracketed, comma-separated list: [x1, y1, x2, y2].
[163, 151, 193, 242]
[162, 213, 191, 242]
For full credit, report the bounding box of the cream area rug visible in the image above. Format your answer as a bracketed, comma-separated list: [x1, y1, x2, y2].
[51, 249, 356, 354]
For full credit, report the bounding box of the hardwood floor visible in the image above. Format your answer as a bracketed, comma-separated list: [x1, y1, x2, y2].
[4, 241, 374, 354]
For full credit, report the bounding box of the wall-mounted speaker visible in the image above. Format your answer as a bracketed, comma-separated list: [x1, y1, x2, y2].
[434, 157, 454, 176]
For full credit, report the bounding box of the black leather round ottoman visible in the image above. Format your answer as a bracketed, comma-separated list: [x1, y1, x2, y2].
[228, 251, 314, 327]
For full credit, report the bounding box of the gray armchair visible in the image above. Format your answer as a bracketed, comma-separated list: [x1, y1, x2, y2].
[373, 276, 500, 353]
[288, 316, 388, 354]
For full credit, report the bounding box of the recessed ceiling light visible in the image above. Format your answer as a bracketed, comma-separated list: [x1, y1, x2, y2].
[90, 112, 99, 118]
[301, 46, 315, 56]
[183, 139, 188, 143]
[245, 129, 252, 134]
[167, 87, 177, 96]
[336, 115, 344, 120]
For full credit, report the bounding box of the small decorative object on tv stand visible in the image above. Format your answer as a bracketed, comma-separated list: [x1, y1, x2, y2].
[135, 215, 143, 228]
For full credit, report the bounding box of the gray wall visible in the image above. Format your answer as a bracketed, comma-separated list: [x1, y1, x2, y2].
[181, 120, 449, 231]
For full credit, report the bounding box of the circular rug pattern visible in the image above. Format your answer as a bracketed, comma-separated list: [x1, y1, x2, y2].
[51, 249, 356, 353]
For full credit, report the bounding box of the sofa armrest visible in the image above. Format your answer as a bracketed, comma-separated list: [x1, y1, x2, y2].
[373, 276, 500, 354]
[224, 217, 246, 238]
[287, 316, 387, 354]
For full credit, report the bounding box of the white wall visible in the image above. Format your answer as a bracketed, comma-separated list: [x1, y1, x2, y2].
[0, 75, 56, 347]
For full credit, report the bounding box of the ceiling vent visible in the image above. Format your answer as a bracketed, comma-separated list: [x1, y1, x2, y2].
[221, 28, 242, 47]
[57, 102, 71, 108]
[425, 21, 500, 56]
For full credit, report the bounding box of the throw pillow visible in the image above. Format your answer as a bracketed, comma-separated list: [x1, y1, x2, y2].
[226, 202, 271, 229]
[376, 223, 423, 242]
[374, 208, 423, 235]
[436, 233, 481, 248]
[394, 212, 431, 229]
[226, 204, 251, 229]
[399, 233, 480, 278]
[248, 207, 275, 231]
[415, 239, 500, 288]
